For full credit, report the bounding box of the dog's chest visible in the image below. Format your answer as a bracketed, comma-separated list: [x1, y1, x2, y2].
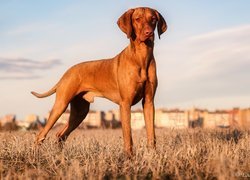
[130, 68, 148, 104]
[132, 83, 145, 105]
[136, 68, 147, 83]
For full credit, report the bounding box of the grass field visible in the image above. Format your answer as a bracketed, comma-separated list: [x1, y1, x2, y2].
[0, 128, 249, 179]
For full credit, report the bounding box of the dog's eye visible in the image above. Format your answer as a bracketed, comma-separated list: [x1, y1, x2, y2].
[151, 17, 157, 24]
[135, 17, 141, 22]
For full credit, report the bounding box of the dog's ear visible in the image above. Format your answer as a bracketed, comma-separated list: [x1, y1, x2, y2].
[117, 9, 135, 38]
[155, 10, 167, 39]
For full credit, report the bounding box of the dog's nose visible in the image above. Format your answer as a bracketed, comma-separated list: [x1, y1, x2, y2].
[144, 28, 153, 37]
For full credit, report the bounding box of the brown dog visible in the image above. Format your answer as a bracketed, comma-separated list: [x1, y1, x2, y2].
[31, 7, 167, 155]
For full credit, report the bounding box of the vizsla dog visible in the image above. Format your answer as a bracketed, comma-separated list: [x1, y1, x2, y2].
[32, 7, 167, 155]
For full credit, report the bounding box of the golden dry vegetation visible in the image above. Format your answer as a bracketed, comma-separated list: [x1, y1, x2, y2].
[0, 128, 249, 179]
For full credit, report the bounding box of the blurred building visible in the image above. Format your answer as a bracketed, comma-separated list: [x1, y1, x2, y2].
[1, 107, 250, 131]
[131, 109, 145, 129]
[202, 110, 231, 128]
[0, 114, 17, 131]
[0, 114, 16, 125]
[51, 108, 250, 130]
[83, 110, 104, 128]
[232, 108, 250, 129]
[155, 109, 189, 128]
[103, 110, 121, 128]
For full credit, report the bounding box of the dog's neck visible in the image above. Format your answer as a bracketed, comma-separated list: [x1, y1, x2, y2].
[128, 38, 154, 68]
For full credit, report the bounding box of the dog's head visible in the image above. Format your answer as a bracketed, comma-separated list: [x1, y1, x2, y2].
[117, 7, 167, 42]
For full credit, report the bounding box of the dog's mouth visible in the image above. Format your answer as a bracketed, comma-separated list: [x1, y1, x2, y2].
[140, 34, 154, 42]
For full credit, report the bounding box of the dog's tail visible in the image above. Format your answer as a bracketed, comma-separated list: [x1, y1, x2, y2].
[31, 84, 57, 98]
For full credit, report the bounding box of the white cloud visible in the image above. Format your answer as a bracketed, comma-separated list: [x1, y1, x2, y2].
[0, 58, 62, 79]
[156, 24, 250, 108]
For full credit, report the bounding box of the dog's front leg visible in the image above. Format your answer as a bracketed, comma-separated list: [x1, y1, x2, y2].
[142, 96, 156, 149]
[142, 59, 157, 149]
[120, 102, 133, 156]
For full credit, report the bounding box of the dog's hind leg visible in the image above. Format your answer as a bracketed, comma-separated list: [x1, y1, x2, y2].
[35, 85, 76, 144]
[57, 94, 90, 143]
[35, 99, 69, 144]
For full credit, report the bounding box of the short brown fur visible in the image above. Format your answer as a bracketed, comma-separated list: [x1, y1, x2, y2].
[32, 7, 167, 155]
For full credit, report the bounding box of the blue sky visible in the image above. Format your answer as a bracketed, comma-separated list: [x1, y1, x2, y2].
[1, 1, 250, 119]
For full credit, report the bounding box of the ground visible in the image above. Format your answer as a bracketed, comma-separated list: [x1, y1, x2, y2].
[0, 128, 249, 179]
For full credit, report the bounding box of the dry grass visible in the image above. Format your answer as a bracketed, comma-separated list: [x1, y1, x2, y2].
[0, 128, 249, 179]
